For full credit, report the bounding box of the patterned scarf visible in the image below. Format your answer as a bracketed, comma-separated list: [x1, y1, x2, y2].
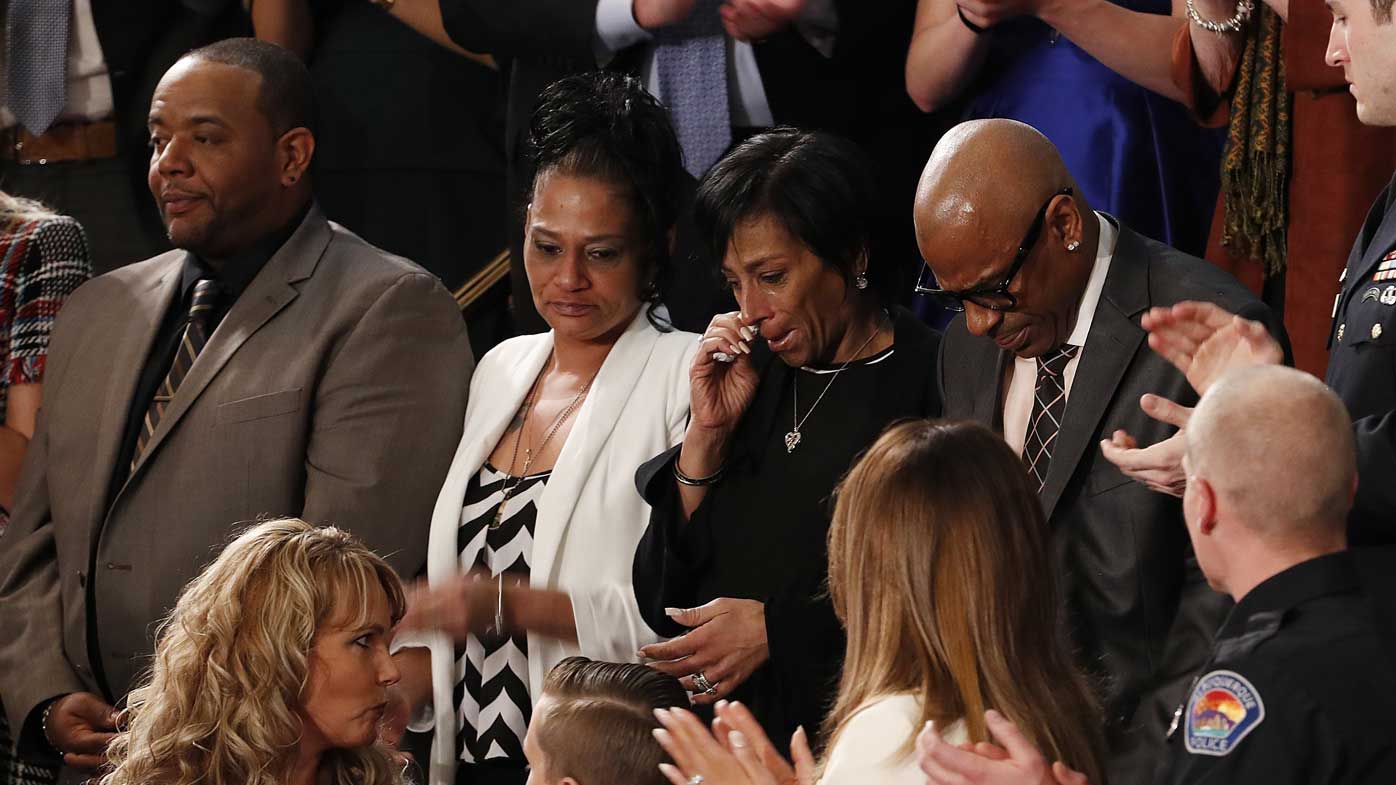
[1219, 6, 1292, 277]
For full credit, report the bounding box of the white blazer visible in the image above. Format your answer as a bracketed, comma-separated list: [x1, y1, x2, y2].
[413, 312, 697, 785]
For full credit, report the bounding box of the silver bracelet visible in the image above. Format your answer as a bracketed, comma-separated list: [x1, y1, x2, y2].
[1185, 0, 1254, 33]
[673, 458, 724, 487]
[41, 700, 62, 754]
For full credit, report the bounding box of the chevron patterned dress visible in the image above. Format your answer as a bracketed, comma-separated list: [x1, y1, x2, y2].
[453, 463, 549, 764]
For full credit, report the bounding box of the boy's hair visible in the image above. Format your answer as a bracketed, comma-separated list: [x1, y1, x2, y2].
[534, 657, 688, 785]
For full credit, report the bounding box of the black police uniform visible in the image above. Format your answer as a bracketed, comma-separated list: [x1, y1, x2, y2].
[1156, 551, 1396, 785]
[1326, 173, 1396, 544]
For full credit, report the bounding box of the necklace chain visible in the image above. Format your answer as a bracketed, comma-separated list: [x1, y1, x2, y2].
[786, 312, 889, 454]
[492, 356, 597, 527]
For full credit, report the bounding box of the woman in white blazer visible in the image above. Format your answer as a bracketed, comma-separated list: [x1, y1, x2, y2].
[650, 421, 1108, 785]
[390, 72, 696, 785]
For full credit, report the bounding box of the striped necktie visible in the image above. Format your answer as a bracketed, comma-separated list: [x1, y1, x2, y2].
[652, 0, 730, 178]
[1022, 343, 1079, 494]
[6, 0, 70, 136]
[132, 279, 221, 470]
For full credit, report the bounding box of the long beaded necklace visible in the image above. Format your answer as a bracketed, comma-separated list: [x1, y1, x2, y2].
[491, 357, 596, 529]
[784, 311, 889, 454]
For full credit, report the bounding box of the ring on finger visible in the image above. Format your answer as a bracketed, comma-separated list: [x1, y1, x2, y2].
[693, 671, 715, 694]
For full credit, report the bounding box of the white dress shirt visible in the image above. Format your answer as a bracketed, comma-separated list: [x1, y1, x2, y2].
[592, 0, 837, 127]
[0, 0, 115, 128]
[1003, 212, 1117, 455]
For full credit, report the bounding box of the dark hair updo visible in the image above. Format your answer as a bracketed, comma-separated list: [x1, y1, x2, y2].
[693, 128, 885, 300]
[528, 72, 685, 328]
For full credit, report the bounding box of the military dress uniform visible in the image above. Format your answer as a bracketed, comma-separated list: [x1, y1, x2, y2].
[1326, 174, 1396, 543]
[1155, 551, 1396, 785]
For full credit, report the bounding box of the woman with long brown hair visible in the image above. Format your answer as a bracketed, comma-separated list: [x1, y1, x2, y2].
[652, 419, 1105, 785]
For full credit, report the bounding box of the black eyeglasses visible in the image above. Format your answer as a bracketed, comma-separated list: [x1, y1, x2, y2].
[914, 187, 1074, 312]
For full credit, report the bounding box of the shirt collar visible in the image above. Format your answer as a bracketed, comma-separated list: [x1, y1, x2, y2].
[1063, 212, 1117, 348]
[1217, 551, 1359, 639]
[179, 205, 309, 300]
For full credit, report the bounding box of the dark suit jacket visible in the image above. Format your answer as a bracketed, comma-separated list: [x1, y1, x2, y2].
[1325, 174, 1396, 545]
[0, 207, 473, 759]
[938, 220, 1286, 785]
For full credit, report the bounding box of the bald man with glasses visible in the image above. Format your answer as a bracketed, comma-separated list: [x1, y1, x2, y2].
[914, 119, 1288, 785]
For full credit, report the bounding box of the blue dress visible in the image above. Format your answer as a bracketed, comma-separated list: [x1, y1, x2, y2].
[964, 3, 1223, 256]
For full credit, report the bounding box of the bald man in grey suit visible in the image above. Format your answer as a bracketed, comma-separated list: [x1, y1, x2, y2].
[0, 39, 473, 777]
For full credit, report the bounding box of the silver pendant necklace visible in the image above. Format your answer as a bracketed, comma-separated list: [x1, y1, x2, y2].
[785, 312, 888, 454]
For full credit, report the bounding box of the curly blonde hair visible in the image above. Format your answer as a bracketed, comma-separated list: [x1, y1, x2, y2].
[100, 518, 407, 785]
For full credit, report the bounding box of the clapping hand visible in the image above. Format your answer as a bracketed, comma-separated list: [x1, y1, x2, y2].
[1099, 395, 1194, 498]
[395, 572, 495, 642]
[954, 0, 1052, 30]
[916, 710, 1088, 785]
[1142, 301, 1283, 396]
[720, 0, 807, 41]
[653, 701, 815, 785]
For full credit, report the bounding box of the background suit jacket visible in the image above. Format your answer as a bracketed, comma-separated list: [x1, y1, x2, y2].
[938, 220, 1287, 785]
[0, 207, 473, 749]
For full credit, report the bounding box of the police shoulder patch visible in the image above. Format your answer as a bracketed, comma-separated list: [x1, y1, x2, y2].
[1184, 669, 1266, 757]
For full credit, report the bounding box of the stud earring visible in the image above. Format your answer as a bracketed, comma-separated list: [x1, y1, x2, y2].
[854, 273, 869, 290]
[1066, 241, 1080, 251]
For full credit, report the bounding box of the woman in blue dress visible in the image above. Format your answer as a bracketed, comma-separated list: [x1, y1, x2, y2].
[907, 0, 1223, 258]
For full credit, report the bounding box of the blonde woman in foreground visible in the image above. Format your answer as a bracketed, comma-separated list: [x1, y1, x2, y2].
[100, 518, 406, 785]
[652, 420, 1106, 785]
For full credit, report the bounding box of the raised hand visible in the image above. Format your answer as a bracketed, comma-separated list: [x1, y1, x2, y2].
[1142, 302, 1283, 396]
[639, 598, 769, 705]
[689, 311, 763, 435]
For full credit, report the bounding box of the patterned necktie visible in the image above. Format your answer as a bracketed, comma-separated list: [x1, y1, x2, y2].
[132, 279, 222, 470]
[6, 0, 70, 136]
[1022, 344, 1080, 494]
[652, 0, 730, 178]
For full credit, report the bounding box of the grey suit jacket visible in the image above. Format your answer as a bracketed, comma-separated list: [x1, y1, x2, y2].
[0, 207, 474, 744]
[938, 220, 1286, 785]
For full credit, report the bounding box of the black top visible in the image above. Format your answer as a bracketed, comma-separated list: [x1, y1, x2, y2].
[633, 306, 941, 751]
[105, 211, 303, 507]
[1326, 174, 1396, 544]
[1156, 548, 1396, 785]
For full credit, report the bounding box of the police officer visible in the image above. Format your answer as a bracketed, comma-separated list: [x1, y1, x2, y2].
[914, 365, 1396, 785]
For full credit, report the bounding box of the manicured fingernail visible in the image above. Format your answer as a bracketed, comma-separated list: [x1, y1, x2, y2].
[654, 708, 669, 719]
[664, 607, 683, 617]
[738, 341, 751, 354]
[729, 730, 748, 748]
[715, 699, 729, 710]
[740, 326, 755, 340]
[652, 727, 668, 741]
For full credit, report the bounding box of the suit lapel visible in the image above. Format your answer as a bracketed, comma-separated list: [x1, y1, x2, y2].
[125, 209, 331, 481]
[531, 315, 659, 585]
[1040, 224, 1148, 518]
[86, 257, 182, 536]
